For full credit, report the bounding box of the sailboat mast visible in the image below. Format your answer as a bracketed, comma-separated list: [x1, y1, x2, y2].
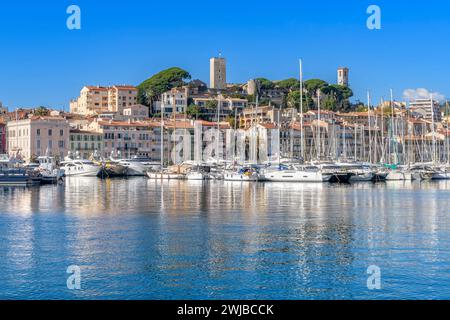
[299, 59, 305, 162]
[160, 95, 164, 169]
[367, 91, 372, 164]
[317, 89, 321, 160]
[381, 97, 385, 163]
[217, 93, 221, 164]
[354, 124, 357, 161]
[390, 89, 394, 164]
[446, 101, 450, 164]
[430, 93, 436, 164]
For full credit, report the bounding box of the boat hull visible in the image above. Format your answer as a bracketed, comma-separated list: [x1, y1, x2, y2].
[386, 171, 412, 181]
[349, 172, 375, 182]
[261, 170, 328, 182]
[146, 172, 184, 180]
[0, 175, 41, 187]
[63, 165, 102, 177]
[223, 173, 259, 181]
[328, 173, 353, 183]
[186, 172, 206, 180]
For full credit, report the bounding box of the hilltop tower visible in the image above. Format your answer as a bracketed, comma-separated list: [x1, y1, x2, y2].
[337, 67, 349, 87]
[210, 55, 227, 90]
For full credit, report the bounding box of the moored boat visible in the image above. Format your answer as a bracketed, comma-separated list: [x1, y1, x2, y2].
[61, 158, 102, 177]
[118, 156, 161, 176]
[316, 163, 353, 183]
[146, 171, 185, 180]
[0, 155, 41, 186]
[260, 164, 330, 182]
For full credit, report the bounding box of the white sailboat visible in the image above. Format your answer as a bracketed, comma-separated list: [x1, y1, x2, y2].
[146, 96, 185, 180]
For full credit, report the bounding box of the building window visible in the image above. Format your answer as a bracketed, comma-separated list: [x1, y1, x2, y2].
[60, 129, 64, 136]
[37, 129, 41, 136]
[48, 129, 52, 136]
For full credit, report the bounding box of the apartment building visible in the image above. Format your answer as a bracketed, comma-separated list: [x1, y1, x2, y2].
[123, 104, 150, 121]
[240, 106, 280, 129]
[409, 98, 442, 122]
[69, 129, 103, 160]
[108, 86, 139, 114]
[192, 95, 248, 122]
[87, 119, 161, 159]
[153, 87, 189, 116]
[0, 119, 6, 154]
[70, 85, 138, 116]
[6, 116, 70, 160]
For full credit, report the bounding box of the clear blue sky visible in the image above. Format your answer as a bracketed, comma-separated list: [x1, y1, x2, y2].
[0, 0, 449, 109]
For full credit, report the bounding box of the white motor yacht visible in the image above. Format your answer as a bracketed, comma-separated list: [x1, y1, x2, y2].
[261, 164, 331, 182]
[61, 158, 102, 177]
[118, 156, 161, 176]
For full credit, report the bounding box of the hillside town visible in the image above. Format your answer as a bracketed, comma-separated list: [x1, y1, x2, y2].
[1, 57, 450, 184]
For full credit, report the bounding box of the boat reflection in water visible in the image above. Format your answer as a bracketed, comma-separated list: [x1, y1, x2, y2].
[0, 179, 449, 299]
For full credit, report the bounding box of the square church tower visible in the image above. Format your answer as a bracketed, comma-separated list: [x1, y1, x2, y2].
[210, 57, 227, 90]
[337, 67, 349, 87]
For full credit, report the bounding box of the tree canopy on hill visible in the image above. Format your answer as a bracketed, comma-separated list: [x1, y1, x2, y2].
[304, 79, 328, 96]
[138, 67, 191, 106]
[276, 78, 300, 91]
[254, 78, 275, 90]
[321, 84, 353, 101]
[285, 79, 354, 112]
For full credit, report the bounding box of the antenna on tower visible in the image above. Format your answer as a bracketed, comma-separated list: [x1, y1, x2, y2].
[218, 51, 222, 58]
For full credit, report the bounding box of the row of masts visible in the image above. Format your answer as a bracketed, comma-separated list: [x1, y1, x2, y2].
[157, 61, 449, 168]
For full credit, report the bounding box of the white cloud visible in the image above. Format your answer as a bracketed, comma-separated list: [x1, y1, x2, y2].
[403, 88, 445, 102]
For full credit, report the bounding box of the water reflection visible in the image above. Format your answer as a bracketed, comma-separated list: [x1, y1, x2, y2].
[0, 179, 449, 299]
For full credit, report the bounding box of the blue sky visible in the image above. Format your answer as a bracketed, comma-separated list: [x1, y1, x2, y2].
[0, 0, 449, 109]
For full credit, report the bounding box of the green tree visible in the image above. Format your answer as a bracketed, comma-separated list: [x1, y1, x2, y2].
[304, 79, 328, 96]
[247, 94, 256, 103]
[322, 94, 337, 111]
[205, 100, 218, 109]
[255, 78, 274, 90]
[322, 84, 353, 100]
[286, 91, 310, 113]
[187, 104, 202, 119]
[355, 104, 368, 112]
[276, 78, 300, 91]
[34, 106, 49, 116]
[137, 67, 191, 106]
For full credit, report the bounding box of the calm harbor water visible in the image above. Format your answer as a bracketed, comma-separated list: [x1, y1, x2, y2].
[0, 178, 449, 300]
